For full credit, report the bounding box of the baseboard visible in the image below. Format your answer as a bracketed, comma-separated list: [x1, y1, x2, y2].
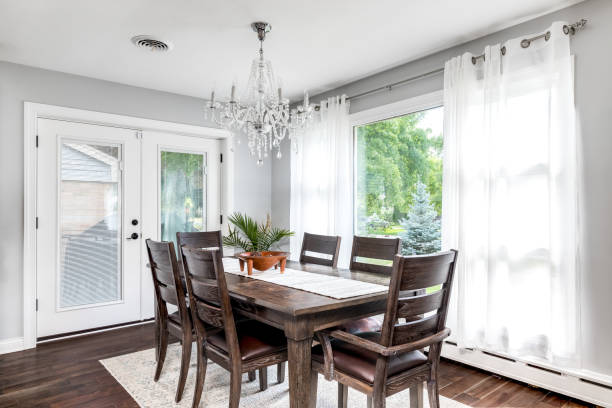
[442, 342, 612, 408]
[0, 337, 25, 355]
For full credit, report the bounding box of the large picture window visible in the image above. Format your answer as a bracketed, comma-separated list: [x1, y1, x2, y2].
[354, 105, 443, 255]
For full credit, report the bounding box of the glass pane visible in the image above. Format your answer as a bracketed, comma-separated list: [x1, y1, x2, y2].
[160, 151, 206, 247]
[354, 106, 444, 256]
[59, 142, 122, 308]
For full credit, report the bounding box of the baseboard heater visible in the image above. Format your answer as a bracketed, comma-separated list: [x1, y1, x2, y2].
[441, 341, 612, 407]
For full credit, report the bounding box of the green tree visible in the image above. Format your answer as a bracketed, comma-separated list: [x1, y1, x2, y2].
[399, 181, 441, 255]
[355, 109, 443, 232]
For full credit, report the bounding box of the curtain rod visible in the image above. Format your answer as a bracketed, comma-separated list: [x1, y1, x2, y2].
[320, 18, 587, 106]
[471, 18, 587, 64]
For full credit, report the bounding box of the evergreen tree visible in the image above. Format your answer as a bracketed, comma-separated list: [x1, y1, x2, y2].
[399, 181, 441, 255]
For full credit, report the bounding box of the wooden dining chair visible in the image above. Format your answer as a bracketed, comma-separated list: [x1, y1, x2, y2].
[311, 250, 458, 408]
[177, 231, 283, 385]
[340, 236, 402, 334]
[299, 232, 342, 267]
[181, 247, 289, 408]
[145, 239, 194, 403]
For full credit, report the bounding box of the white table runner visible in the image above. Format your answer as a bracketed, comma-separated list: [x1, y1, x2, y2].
[222, 258, 388, 299]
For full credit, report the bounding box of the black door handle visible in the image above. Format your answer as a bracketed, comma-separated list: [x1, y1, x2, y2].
[127, 232, 139, 240]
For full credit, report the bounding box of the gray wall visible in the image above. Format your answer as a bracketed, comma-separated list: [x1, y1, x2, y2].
[271, 0, 612, 375]
[0, 61, 271, 340]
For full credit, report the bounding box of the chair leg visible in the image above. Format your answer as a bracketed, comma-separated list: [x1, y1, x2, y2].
[229, 367, 242, 408]
[277, 362, 285, 383]
[409, 383, 424, 408]
[248, 370, 256, 382]
[371, 392, 386, 408]
[191, 345, 207, 408]
[367, 395, 373, 408]
[427, 380, 440, 408]
[259, 367, 268, 391]
[338, 383, 348, 408]
[154, 314, 160, 362]
[175, 329, 192, 402]
[309, 369, 319, 408]
[154, 327, 168, 381]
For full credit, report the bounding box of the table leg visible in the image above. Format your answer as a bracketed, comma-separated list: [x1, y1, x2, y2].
[287, 337, 315, 408]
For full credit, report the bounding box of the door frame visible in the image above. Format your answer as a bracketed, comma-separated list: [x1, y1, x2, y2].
[23, 102, 234, 349]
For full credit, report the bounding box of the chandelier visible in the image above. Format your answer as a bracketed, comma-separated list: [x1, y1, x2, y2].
[204, 22, 315, 165]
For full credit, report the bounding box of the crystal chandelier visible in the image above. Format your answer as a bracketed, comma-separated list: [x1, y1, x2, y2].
[204, 22, 315, 165]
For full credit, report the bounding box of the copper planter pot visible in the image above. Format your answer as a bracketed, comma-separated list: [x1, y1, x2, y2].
[237, 251, 289, 275]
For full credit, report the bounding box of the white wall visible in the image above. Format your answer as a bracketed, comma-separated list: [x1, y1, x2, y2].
[0, 61, 271, 341]
[271, 0, 612, 377]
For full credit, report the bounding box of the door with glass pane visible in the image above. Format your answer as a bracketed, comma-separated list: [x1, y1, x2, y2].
[140, 130, 220, 319]
[36, 119, 141, 337]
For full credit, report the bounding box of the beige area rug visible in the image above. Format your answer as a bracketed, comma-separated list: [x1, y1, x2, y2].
[100, 343, 469, 408]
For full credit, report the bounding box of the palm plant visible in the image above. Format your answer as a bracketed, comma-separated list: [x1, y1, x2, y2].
[223, 212, 293, 254]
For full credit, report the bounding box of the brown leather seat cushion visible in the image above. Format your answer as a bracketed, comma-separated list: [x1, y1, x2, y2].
[312, 332, 427, 384]
[337, 315, 383, 334]
[207, 320, 287, 361]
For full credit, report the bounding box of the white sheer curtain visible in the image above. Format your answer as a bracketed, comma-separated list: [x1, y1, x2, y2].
[442, 22, 580, 368]
[290, 95, 353, 267]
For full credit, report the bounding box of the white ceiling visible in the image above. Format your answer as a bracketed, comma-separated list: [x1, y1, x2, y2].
[0, 0, 582, 102]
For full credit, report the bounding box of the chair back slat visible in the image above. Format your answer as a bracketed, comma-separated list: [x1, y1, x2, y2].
[145, 239, 189, 327]
[195, 302, 225, 327]
[154, 268, 175, 287]
[396, 290, 445, 319]
[378, 250, 458, 348]
[391, 314, 439, 345]
[181, 247, 240, 351]
[299, 232, 341, 267]
[399, 252, 456, 291]
[176, 231, 223, 259]
[158, 284, 179, 305]
[349, 236, 400, 275]
[190, 278, 221, 304]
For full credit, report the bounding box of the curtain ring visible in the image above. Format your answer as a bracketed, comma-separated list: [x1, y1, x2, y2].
[501, 46, 507, 56]
[545, 31, 551, 41]
[520, 39, 531, 48]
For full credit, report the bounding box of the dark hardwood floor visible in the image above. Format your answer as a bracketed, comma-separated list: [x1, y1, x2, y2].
[0, 323, 596, 407]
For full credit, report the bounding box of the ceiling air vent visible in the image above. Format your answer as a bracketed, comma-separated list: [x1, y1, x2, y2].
[131, 35, 173, 52]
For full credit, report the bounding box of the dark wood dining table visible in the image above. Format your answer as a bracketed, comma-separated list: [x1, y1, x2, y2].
[224, 260, 399, 408]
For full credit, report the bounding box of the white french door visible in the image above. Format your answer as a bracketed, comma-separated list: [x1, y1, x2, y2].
[36, 119, 141, 337]
[139, 130, 220, 319]
[36, 119, 220, 337]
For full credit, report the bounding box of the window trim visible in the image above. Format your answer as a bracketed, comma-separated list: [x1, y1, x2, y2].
[349, 90, 444, 236]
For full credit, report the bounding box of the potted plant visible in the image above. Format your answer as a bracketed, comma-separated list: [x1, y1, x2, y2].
[223, 212, 293, 274]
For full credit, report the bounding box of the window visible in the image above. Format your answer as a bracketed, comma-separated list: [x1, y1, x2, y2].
[354, 105, 443, 256]
[160, 150, 206, 247]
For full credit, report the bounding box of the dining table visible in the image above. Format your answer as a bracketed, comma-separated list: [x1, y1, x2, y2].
[224, 259, 425, 408]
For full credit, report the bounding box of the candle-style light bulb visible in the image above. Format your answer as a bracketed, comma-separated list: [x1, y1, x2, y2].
[210, 90, 215, 106]
[230, 84, 236, 102]
[303, 90, 309, 107]
[278, 87, 282, 101]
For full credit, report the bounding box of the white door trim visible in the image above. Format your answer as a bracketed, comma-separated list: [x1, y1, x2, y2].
[23, 102, 234, 351]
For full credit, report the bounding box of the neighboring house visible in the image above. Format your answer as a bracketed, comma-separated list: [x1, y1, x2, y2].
[60, 143, 121, 308]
